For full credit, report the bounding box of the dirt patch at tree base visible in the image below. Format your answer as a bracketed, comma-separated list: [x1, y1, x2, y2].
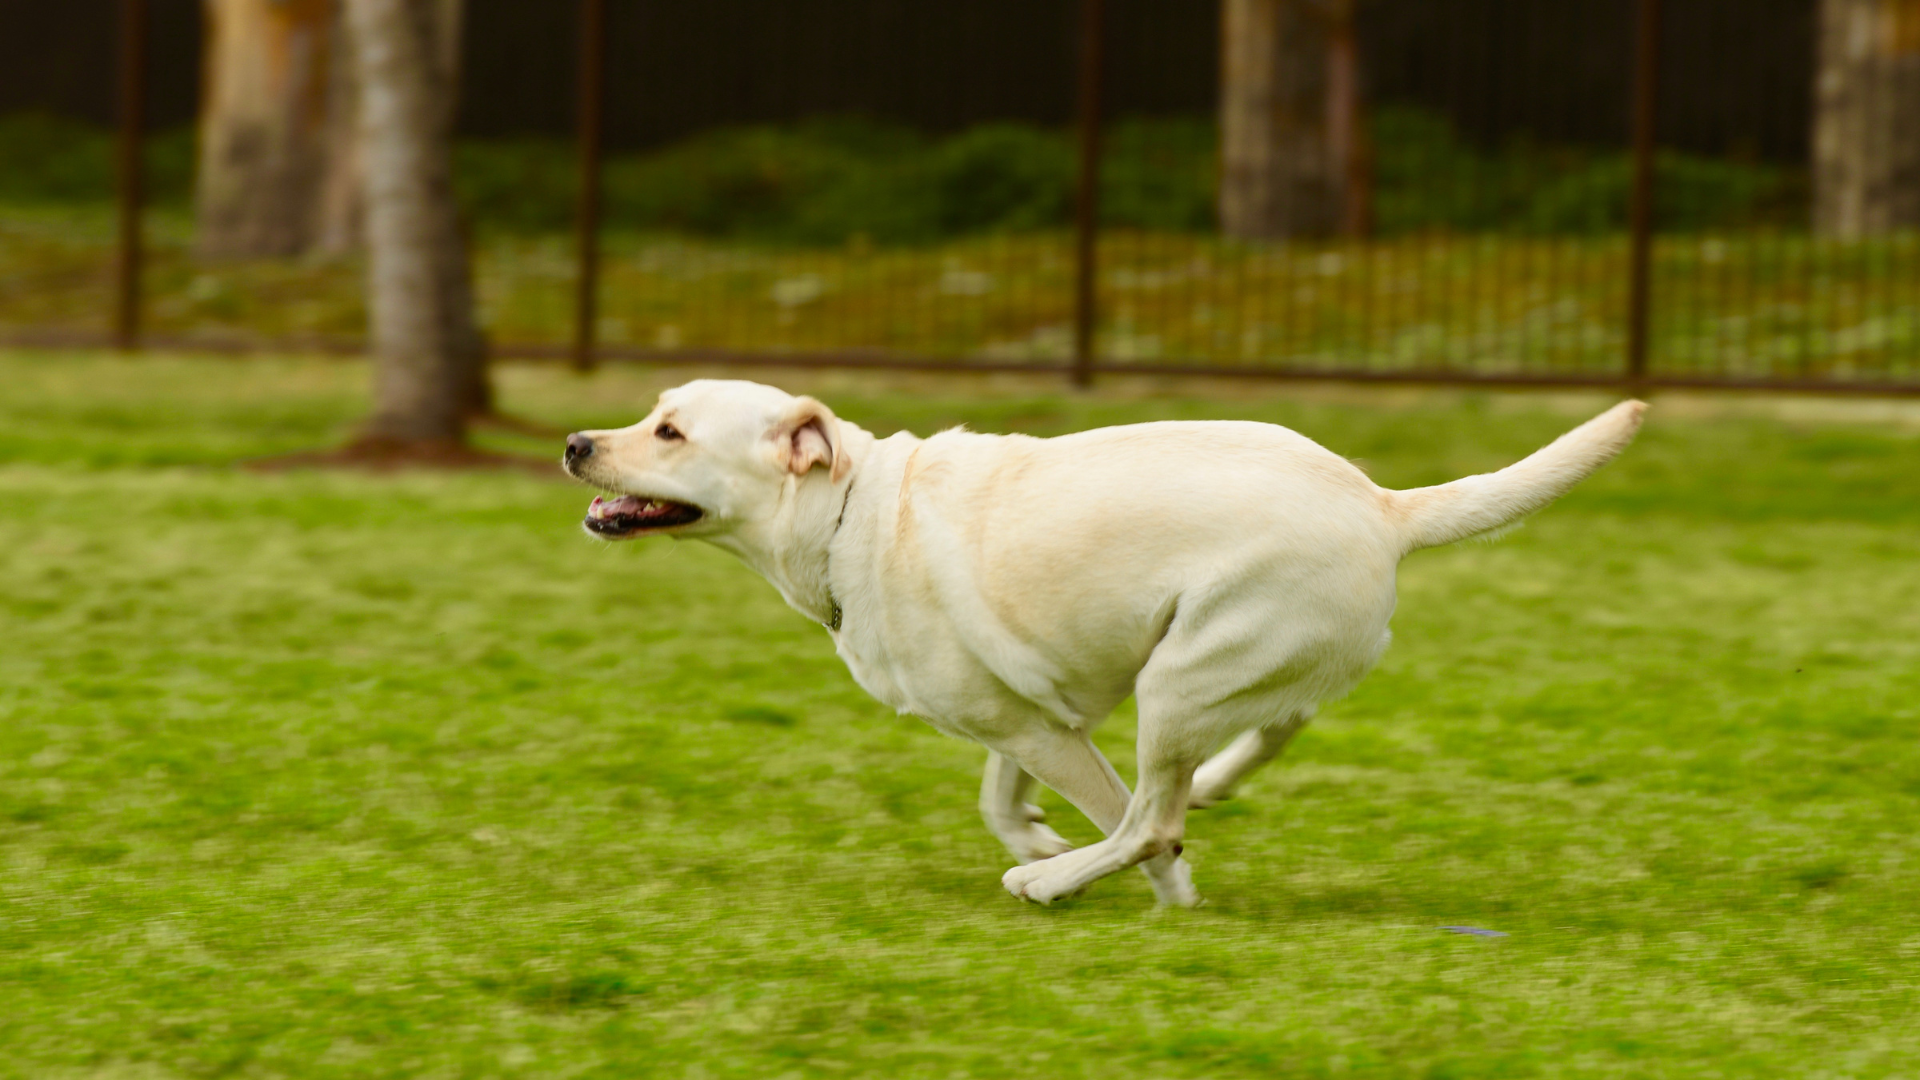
[467, 411, 565, 439]
[246, 436, 560, 477]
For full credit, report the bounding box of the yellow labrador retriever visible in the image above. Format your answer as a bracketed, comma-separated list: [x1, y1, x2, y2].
[563, 382, 1644, 907]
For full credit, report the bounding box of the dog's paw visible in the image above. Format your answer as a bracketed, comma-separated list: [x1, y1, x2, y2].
[1000, 822, 1074, 865]
[1187, 773, 1237, 809]
[1001, 859, 1089, 905]
[1148, 858, 1203, 908]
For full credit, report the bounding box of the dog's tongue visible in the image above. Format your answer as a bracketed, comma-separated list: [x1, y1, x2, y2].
[587, 495, 648, 520]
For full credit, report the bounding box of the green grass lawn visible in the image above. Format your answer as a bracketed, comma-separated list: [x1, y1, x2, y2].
[2, 351, 1918, 1078]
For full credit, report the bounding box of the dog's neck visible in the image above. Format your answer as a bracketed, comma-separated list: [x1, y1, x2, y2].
[706, 423, 880, 629]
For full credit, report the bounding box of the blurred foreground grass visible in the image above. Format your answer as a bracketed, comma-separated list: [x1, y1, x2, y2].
[2, 351, 1918, 1077]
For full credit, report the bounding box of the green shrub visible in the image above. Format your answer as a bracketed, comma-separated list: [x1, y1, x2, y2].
[1101, 117, 1217, 231]
[450, 137, 579, 233]
[0, 113, 193, 207]
[1370, 105, 1518, 232]
[602, 118, 919, 241]
[469, 109, 1800, 241]
[922, 123, 1074, 236]
[1521, 151, 1802, 233]
[0, 107, 1803, 241]
[597, 118, 1073, 244]
[1371, 105, 1800, 234]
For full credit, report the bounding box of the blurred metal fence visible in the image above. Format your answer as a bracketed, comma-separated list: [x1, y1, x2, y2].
[4, 0, 1918, 393]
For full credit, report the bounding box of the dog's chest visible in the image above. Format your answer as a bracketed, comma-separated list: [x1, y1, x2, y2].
[829, 622, 1029, 740]
[828, 630, 906, 710]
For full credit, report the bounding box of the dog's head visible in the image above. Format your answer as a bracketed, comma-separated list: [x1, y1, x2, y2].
[561, 379, 851, 541]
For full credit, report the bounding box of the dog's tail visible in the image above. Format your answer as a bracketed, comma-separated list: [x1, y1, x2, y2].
[1387, 400, 1647, 553]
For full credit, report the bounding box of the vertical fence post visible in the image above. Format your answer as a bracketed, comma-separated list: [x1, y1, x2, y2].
[1625, 0, 1662, 387]
[113, 0, 149, 352]
[572, 0, 608, 372]
[1071, 0, 1106, 388]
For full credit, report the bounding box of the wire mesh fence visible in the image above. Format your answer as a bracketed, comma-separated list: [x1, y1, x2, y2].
[0, 0, 1916, 391]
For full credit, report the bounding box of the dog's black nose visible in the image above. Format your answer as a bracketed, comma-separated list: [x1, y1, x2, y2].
[564, 433, 595, 463]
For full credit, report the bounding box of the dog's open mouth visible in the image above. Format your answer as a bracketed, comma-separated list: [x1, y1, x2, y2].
[583, 494, 704, 537]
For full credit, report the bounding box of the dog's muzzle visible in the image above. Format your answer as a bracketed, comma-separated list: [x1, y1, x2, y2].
[563, 432, 594, 474]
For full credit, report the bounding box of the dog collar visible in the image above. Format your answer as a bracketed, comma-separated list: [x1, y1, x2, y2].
[824, 476, 854, 632]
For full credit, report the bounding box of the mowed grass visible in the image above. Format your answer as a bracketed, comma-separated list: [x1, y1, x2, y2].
[2, 351, 1918, 1078]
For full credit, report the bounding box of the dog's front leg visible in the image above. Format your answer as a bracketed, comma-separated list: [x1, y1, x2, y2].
[1000, 748, 1199, 908]
[979, 750, 1073, 864]
[990, 728, 1198, 907]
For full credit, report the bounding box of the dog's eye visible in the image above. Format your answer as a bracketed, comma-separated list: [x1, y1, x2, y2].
[655, 423, 683, 442]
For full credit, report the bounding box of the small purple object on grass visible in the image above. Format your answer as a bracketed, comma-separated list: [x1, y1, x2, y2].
[1440, 926, 1508, 937]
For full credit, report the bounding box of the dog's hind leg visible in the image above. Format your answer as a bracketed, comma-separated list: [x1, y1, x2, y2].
[980, 750, 1073, 864]
[1189, 707, 1313, 809]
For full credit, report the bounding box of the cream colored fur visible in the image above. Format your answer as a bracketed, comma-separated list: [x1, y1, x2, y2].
[567, 381, 1646, 907]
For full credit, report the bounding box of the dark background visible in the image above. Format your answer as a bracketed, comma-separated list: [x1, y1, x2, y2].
[0, 0, 1813, 159]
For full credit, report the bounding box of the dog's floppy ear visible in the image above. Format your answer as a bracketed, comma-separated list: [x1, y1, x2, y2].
[773, 396, 851, 483]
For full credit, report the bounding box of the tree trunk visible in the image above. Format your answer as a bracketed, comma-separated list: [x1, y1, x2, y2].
[198, 0, 369, 258]
[1218, 0, 1362, 241]
[424, 0, 494, 418]
[441, 205, 494, 420]
[314, 0, 461, 253]
[195, 0, 338, 257]
[344, 0, 475, 443]
[313, 3, 366, 255]
[1814, 0, 1920, 237]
